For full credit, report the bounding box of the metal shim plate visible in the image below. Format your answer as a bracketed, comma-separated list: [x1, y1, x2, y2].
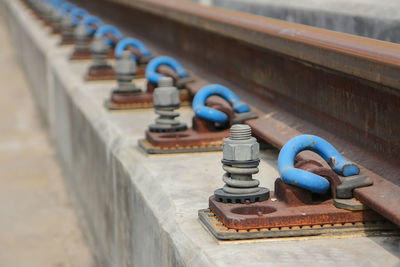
[138, 139, 222, 154]
[104, 99, 191, 110]
[198, 209, 400, 240]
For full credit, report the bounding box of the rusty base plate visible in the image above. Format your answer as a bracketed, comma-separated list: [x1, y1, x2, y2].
[70, 49, 92, 60]
[59, 38, 75, 46]
[138, 138, 224, 154]
[105, 99, 191, 110]
[85, 65, 115, 81]
[198, 209, 399, 240]
[209, 194, 385, 230]
[146, 127, 229, 151]
[85, 66, 146, 81]
[105, 89, 191, 110]
[70, 49, 120, 60]
[51, 28, 61, 35]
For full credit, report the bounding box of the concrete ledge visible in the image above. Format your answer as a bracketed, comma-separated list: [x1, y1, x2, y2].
[2, 0, 400, 266]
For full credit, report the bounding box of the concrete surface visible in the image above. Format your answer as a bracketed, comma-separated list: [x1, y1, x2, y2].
[193, 0, 400, 43]
[2, 0, 400, 266]
[0, 8, 93, 267]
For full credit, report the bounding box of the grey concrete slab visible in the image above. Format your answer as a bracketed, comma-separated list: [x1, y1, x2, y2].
[3, 0, 400, 266]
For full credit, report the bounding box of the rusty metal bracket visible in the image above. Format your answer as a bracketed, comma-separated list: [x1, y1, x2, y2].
[71, 47, 115, 60]
[201, 157, 388, 239]
[209, 178, 385, 230]
[336, 174, 373, 199]
[85, 64, 116, 81]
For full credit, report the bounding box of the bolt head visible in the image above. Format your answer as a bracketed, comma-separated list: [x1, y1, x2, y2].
[223, 137, 259, 161]
[153, 86, 179, 107]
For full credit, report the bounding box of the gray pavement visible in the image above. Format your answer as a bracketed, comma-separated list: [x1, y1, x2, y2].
[0, 13, 93, 267]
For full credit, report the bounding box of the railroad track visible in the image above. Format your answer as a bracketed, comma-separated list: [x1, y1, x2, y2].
[66, 0, 400, 227]
[23, 0, 400, 228]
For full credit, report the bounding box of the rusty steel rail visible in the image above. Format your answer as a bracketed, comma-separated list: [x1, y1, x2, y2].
[70, 0, 400, 226]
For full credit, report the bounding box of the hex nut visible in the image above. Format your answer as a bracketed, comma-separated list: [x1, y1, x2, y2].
[74, 24, 89, 40]
[222, 137, 259, 161]
[61, 15, 73, 29]
[153, 86, 180, 107]
[51, 9, 62, 23]
[115, 53, 137, 75]
[91, 37, 109, 54]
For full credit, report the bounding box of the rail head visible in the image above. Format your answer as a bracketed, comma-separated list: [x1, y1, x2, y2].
[111, 0, 400, 91]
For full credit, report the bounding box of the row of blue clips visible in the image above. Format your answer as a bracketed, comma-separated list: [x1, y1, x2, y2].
[45, 0, 360, 195]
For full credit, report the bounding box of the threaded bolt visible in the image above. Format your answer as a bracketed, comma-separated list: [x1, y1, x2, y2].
[42, 2, 53, 22]
[74, 23, 89, 52]
[51, 9, 62, 31]
[230, 124, 252, 140]
[148, 77, 187, 132]
[214, 124, 269, 203]
[158, 76, 173, 87]
[61, 15, 74, 41]
[90, 36, 109, 67]
[115, 51, 138, 92]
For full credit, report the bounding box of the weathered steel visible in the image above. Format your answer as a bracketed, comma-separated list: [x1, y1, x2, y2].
[143, 117, 229, 150]
[198, 209, 399, 240]
[210, 178, 384, 230]
[67, 0, 400, 226]
[209, 195, 384, 230]
[85, 65, 115, 81]
[210, 159, 380, 230]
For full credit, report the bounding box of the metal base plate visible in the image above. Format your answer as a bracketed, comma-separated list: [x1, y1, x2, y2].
[59, 38, 75, 46]
[69, 50, 92, 61]
[84, 65, 119, 81]
[138, 138, 223, 154]
[85, 72, 145, 81]
[104, 99, 191, 110]
[85, 74, 115, 81]
[198, 209, 400, 240]
[105, 87, 191, 110]
[70, 49, 116, 61]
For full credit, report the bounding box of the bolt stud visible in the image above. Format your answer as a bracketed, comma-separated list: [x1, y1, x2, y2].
[90, 36, 110, 67]
[61, 15, 74, 42]
[114, 51, 139, 92]
[74, 23, 90, 52]
[148, 77, 187, 132]
[214, 124, 269, 203]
